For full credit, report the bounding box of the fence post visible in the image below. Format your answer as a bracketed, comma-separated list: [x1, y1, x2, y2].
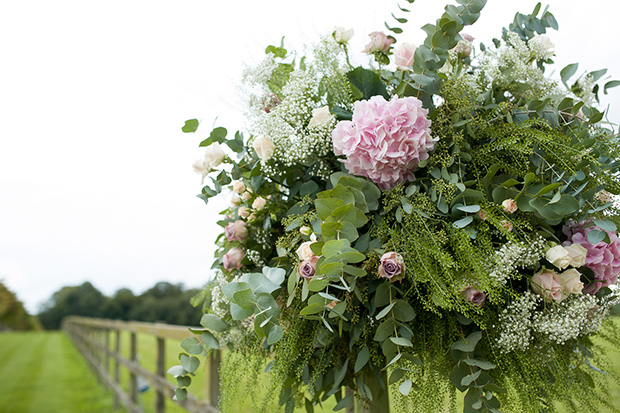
[156, 336, 166, 413]
[104, 328, 110, 384]
[130, 331, 137, 404]
[114, 328, 121, 410]
[208, 350, 221, 406]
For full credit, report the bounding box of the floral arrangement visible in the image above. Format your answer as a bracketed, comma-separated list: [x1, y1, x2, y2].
[171, 1, 620, 412]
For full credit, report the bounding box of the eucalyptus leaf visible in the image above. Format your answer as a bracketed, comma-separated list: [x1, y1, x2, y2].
[354, 347, 371, 372]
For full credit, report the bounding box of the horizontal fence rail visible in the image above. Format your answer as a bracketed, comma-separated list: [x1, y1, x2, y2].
[63, 316, 219, 413]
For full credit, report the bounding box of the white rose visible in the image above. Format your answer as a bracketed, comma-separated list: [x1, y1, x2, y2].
[546, 245, 571, 270]
[558, 268, 584, 295]
[232, 181, 246, 194]
[192, 159, 208, 175]
[253, 137, 275, 161]
[564, 243, 587, 268]
[308, 106, 333, 128]
[242, 191, 253, 201]
[530, 35, 553, 50]
[252, 196, 267, 211]
[203, 142, 225, 168]
[230, 194, 242, 206]
[334, 27, 354, 43]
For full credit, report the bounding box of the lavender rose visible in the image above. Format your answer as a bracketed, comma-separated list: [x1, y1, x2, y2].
[378, 252, 405, 283]
[299, 256, 319, 279]
[461, 287, 486, 307]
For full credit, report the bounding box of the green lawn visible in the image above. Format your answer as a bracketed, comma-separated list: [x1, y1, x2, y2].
[0, 331, 115, 412]
[0, 320, 618, 413]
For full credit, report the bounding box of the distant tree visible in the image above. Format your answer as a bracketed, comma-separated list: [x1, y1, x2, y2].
[101, 288, 139, 320]
[0, 281, 41, 331]
[128, 282, 202, 325]
[38, 282, 107, 330]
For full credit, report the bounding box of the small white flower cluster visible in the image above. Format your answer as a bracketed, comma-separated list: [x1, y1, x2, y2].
[496, 291, 541, 353]
[210, 270, 238, 319]
[488, 239, 545, 285]
[531, 295, 598, 345]
[479, 32, 557, 99]
[528, 35, 555, 61]
[245, 249, 265, 267]
[242, 54, 278, 87]
[574, 74, 596, 105]
[582, 285, 620, 335]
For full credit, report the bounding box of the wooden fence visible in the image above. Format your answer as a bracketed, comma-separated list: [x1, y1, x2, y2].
[62, 316, 220, 413]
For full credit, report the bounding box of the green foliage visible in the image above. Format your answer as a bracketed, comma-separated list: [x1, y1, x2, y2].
[0, 281, 40, 331]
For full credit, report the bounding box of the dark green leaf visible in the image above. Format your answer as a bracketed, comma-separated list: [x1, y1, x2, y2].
[354, 347, 370, 372]
[346, 67, 388, 100]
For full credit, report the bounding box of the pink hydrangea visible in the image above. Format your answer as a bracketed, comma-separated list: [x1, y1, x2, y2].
[563, 220, 620, 294]
[332, 96, 436, 190]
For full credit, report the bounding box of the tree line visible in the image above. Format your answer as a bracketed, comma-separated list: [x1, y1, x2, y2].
[0, 281, 41, 331]
[37, 281, 205, 330]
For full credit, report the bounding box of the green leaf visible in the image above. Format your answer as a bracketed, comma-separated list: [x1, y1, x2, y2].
[167, 365, 187, 377]
[232, 288, 257, 309]
[461, 359, 496, 370]
[354, 347, 371, 372]
[181, 337, 203, 355]
[453, 216, 473, 229]
[456, 205, 480, 213]
[200, 314, 228, 332]
[315, 198, 345, 221]
[346, 67, 389, 100]
[461, 369, 481, 386]
[587, 229, 606, 244]
[174, 388, 187, 401]
[177, 375, 191, 388]
[180, 354, 200, 373]
[333, 394, 353, 411]
[560, 63, 578, 87]
[322, 240, 346, 258]
[390, 337, 413, 347]
[268, 325, 283, 345]
[593, 219, 617, 232]
[300, 302, 326, 316]
[398, 379, 413, 396]
[604, 80, 620, 94]
[451, 331, 482, 352]
[385, 353, 402, 369]
[202, 331, 220, 349]
[375, 302, 395, 320]
[182, 119, 199, 133]
[374, 318, 396, 342]
[393, 300, 415, 322]
[389, 368, 406, 385]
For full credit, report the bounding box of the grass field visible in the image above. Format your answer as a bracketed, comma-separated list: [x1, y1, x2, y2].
[0, 320, 618, 413]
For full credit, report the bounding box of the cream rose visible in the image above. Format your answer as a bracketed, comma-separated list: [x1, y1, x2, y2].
[232, 181, 246, 194]
[334, 27, 354, 43]
[252, 196, 267, 210]
[238, 206, 250, 218]
[564, 243, 587, 268]
[299, 226, 312, 236]
[253, 136, 275, 161]
[546, 245, 571, 270]
[308, 106, 333, 128]
[192, 159, 208, 175]
[203, 142, 225, 168]
[242, 191, 252, 201]
[531, 268, 564, 302]
[558, 268, 584, 296]
[296, 234, 317, 261]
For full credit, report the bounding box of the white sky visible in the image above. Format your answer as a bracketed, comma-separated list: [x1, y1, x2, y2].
[1, 0, 619, 314]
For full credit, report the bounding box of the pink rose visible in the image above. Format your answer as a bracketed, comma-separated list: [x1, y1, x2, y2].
[223, 247, 245, 270]
[225, 220, 248, 242]
[378, 252, 405, 283]
[299, 256, 319, 279]
[393, 42, 416, 71]
[501, 199, 517, 214]
[531, 268, 564, 302]
[332, 95, 436, 190]
[363, 31, 394, 54]
[461, 287, 486, 307]
[500, 220, 513, 232]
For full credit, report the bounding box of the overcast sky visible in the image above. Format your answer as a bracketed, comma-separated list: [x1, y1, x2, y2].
[1, 0, 619, 314]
